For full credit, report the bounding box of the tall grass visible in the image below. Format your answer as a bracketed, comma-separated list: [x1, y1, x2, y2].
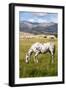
[19, 37, 58, 78]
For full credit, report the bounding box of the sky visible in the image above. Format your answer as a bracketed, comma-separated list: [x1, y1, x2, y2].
[19, 12, 58, 23]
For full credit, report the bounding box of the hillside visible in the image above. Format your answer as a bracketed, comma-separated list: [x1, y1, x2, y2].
[19, 21, 58, 35]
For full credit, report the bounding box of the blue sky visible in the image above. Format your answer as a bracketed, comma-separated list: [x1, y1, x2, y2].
[19, 12, 58, 23]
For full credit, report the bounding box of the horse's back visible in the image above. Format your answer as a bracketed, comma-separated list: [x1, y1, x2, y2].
[30, 42, 55, 53]
[31, 42, 41, 48]
[30, 42, 42, 52]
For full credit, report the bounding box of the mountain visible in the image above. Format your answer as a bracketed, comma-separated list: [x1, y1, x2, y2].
[19, 21, 58, 35]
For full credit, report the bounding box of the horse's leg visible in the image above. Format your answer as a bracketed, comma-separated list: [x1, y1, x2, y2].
[34, 52, 39, 63]
[51, 51, 54, 64]
[49, 47, 54, 64]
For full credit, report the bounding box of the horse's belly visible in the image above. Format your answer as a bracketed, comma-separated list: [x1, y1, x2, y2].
[41, 46, 48, 53]
[41, 49, 47, 53]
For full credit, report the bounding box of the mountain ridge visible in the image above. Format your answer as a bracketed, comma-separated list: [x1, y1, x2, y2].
[19, 21, 58, 35]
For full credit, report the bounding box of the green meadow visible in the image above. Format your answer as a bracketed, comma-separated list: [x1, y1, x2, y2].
[19, 37, 58, 78]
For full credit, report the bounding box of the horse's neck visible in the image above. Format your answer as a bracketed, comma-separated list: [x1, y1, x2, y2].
[28, 49, 33, 56]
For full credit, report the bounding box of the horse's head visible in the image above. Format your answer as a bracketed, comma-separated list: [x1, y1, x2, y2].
[25, 48, 32, 63]
[25, 54, 29, 63]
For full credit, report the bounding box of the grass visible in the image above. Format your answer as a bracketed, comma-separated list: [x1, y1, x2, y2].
[19, 37, 58, 78]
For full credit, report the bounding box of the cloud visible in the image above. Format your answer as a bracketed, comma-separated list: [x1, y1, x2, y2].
[37, 18, 48, 23]
[28, 18, 48, 23]
[50, 17, 58, 23]
[31, 12, 48, 17]
[28, 19, 35, 22]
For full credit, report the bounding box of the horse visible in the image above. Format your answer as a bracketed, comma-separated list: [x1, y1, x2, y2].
[25, 42, 55, 64]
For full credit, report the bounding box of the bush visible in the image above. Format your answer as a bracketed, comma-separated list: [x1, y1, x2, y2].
[44, 36, 47, 38]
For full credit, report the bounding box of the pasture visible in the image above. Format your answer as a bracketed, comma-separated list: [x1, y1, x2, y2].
[19, 36, 58, 78]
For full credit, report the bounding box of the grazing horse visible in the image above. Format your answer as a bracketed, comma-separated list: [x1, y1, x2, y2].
[25, 42, 55, 63]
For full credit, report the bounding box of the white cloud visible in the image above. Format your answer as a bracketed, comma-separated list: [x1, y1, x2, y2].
[50, 17, 58, 23]
[28, 18, 48, 23]
[32, 12, 48, 17]
[37, 18, 48, 23]
[28, 19, 35, 22]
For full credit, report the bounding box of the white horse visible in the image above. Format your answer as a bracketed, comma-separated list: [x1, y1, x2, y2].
[25, 42, 55, 64]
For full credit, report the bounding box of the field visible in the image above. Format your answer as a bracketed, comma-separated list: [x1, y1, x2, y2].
[19, 36, 58, 78]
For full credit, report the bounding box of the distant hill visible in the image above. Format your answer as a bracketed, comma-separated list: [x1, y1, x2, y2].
[19, 21, 58, 35]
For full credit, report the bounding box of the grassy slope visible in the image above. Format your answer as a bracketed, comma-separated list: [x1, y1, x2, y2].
[19, 37, 58, 78]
